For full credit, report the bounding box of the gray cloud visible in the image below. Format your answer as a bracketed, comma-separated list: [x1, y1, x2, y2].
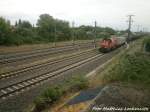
[0, 0, 150, 31]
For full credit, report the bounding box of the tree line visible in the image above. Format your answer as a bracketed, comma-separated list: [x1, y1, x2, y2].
[0, 14, 116, 46]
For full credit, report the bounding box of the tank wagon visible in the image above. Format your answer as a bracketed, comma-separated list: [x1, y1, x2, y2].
[99, 36, 127, 53]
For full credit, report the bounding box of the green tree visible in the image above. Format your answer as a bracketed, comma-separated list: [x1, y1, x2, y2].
[37, 14, 55, 42]
[18, 20, 32, 29]
[15, 20, 33, 36]
[104, 27, 115, 35]
[0, 17, 11, 45]
[55, 19, 71, 41]
[37, 14, 71, 42]
[73, 25, 94, 40]
[12, 19, 38, 45]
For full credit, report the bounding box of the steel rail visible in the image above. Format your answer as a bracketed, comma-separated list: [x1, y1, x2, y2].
[0, 53, 103, 100]
[0, 43, 94, 65]
[0, 49, 97, 80]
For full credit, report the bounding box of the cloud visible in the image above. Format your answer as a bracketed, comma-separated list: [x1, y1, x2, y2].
[0, 0, 150, 31]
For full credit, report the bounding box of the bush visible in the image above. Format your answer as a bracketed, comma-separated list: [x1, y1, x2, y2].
[105, 52, 150, 85]
[33, 86, 63, 112]
[144, 38, 150, 52]
[33, 76, 89, 111]
[70, 76, 89, 90]
[34, 97, 46, 112]
[120, 53, 149, 82]
[41, 86, 63, 103]
[3, 34, 23, 46]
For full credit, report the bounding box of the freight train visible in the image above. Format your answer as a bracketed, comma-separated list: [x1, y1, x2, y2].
[98, 33, 142, 53]
[99, 36, 127, 52]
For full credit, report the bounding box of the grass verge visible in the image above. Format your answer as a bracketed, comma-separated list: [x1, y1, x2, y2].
[144, 37, 150, 52]
[90, 37, 150, 89]
[32, 75, 89, 112]
[104, 52, 150, 86]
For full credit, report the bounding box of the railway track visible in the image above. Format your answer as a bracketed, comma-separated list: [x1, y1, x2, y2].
[0, 50, 98, 88]
[0, 41, 94, 58]
[0, 49, 96, 80]
[0, 42, 94, 61]
[0, 44, 74, 58]
[0, 42, 94, 66]
[0, 50, 103, 100]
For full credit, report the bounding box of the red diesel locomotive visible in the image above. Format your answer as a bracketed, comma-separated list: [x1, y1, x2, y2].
[99, 36, 127, 52]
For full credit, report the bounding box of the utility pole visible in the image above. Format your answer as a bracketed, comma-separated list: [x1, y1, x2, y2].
[54, 23, 57, 47]
[72, 21, 75, 45]
[127, 15, 134, 42]
[143, 28, 146, 33]
[137, 25, 140, 33]
[94, 21, 97, 48]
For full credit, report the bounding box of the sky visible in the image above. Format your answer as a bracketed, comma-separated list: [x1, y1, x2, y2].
[0, 0, 150, 31]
